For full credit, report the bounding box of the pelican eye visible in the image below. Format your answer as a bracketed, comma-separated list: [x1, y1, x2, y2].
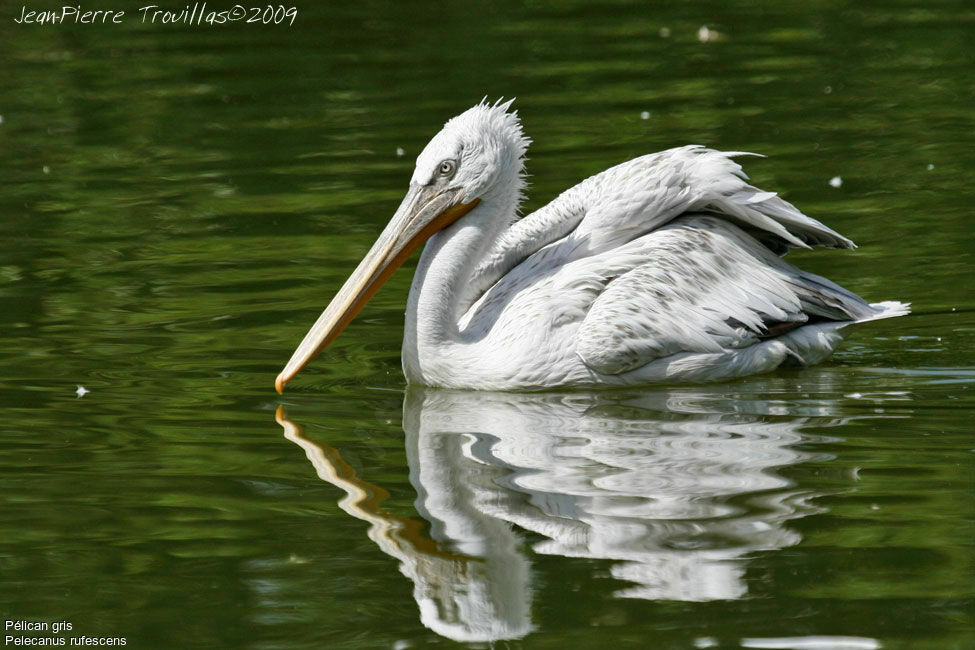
[438, 160, 457, 177]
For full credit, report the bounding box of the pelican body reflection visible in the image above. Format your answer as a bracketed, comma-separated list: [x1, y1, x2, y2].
[277, 384, 861, 643]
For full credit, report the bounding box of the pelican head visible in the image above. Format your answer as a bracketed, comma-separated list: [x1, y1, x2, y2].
[276, 99, 528, 393]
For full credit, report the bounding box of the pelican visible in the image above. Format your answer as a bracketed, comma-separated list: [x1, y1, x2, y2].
[276, 100, 908, 392]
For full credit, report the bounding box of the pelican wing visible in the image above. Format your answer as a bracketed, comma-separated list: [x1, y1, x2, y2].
[463, 147, 854, 315]
[566, 146, 856, 255]
[575, 215, 876, 375]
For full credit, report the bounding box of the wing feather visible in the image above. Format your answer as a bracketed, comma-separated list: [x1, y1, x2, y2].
[575, 216, 869, 375]
[463, 146, 854, 316]
[460, 147, 869, 364]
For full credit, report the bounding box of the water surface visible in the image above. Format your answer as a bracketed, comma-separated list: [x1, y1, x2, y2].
[1, 1, 972, 648]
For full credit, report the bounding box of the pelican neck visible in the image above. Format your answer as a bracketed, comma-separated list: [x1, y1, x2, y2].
[407, 194, 516, 345]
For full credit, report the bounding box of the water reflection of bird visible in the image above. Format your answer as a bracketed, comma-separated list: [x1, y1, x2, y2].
[276, 381, 863, 642]
[276, 100, 908, 392]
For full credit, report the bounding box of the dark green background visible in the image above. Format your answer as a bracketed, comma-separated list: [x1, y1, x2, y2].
[1, 1, 972, 648]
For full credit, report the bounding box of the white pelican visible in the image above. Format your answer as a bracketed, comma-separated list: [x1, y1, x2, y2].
[276, 100, 908, 392]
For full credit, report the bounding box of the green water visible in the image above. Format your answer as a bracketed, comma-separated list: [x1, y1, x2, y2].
[1, 1, 972, 648]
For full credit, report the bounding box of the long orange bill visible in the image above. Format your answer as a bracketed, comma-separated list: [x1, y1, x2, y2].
[275, 185, 479, 393]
